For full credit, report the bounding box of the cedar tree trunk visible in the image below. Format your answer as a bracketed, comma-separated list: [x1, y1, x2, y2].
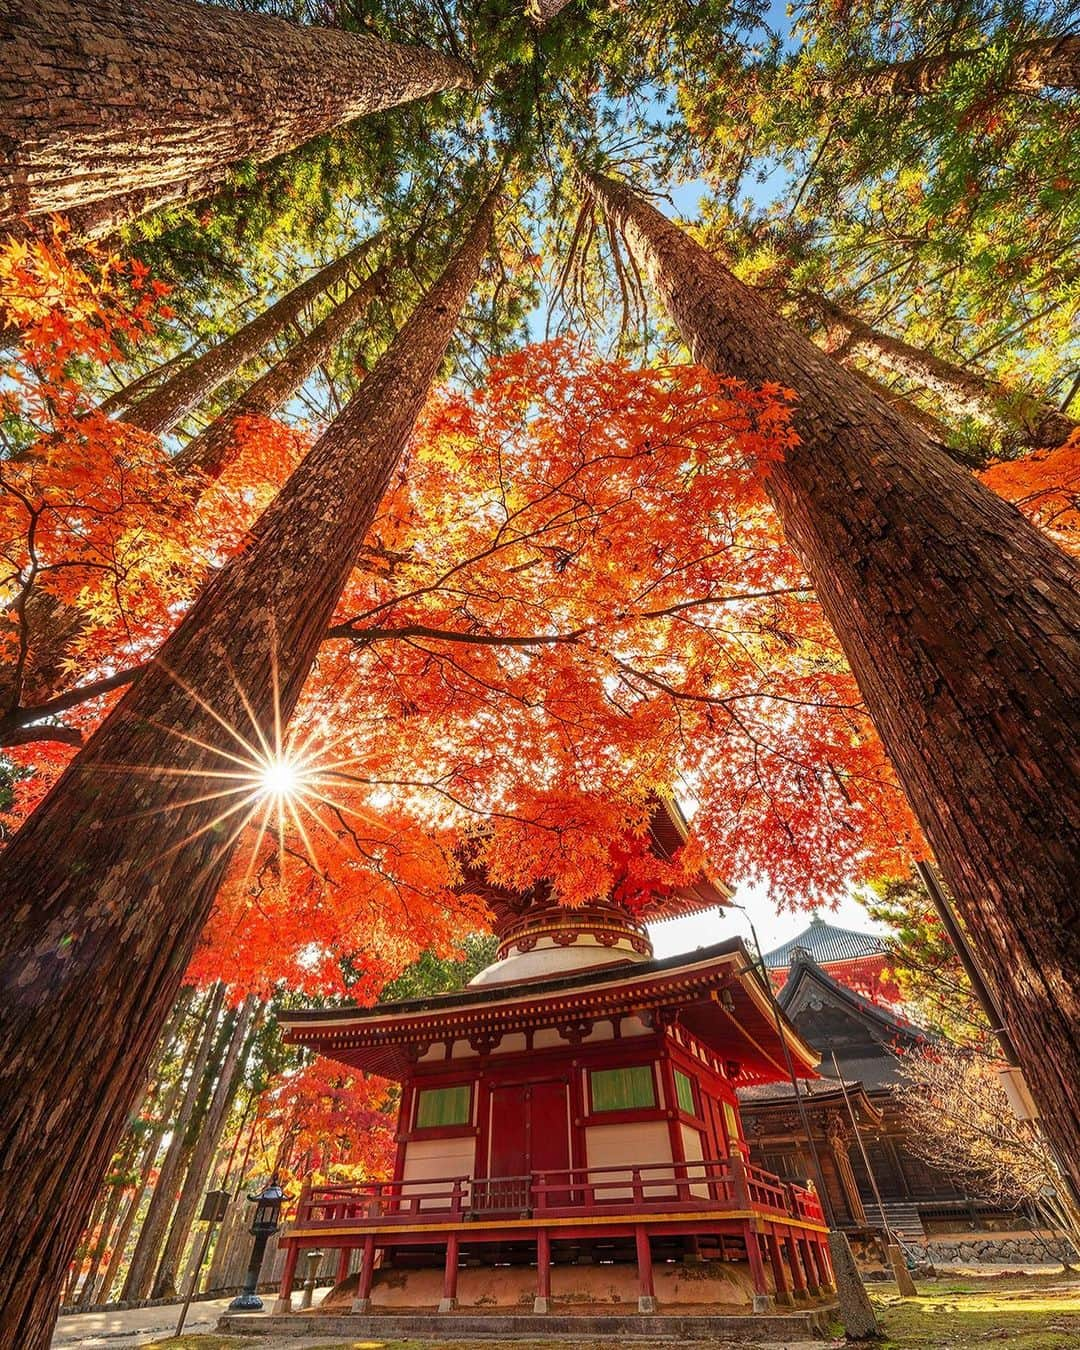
[814, 295, 1078, 451]
[175, 257, 391, 477]
[582, 168, 1080, 1186]
[0, 182, 496, 1349]
[123, 233, 383, 436]
[1, 0, 475, 233]
[811, 35, 1080, 98]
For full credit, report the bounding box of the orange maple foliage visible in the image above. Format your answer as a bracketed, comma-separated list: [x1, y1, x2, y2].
[8, 233, 1067, 1007]
[246, 1057, 397, 1190]
[979, 435, 1080, 555]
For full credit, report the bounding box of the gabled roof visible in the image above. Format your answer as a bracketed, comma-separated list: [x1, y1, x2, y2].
[774, 949, 929, 1090]
[762, 915, 886, 970]
[280, 938, 820, 1085]
[777, 948, 923, 1036]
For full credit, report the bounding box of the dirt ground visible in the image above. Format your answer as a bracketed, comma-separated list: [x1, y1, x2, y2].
[91, 1270, 1080, 1350]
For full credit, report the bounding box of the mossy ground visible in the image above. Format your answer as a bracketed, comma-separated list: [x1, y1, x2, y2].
[871, 1270, 1080, 1348]
[145, 1274, 1080, 1349]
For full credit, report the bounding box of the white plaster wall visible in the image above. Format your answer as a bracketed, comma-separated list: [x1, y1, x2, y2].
[585, 1120, 674, 1198]
[401, 1136, 475, 1207]
[680, 1122, 710, 1197]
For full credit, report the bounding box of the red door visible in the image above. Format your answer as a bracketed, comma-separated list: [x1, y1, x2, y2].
[486, 1080, 570, 1212]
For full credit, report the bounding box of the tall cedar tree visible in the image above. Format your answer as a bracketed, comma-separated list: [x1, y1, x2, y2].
[0, 0, 475, 236]
[121, 233, 384, 436]
[579, 168, 1080, 1189]
[0, 184, 497, 1349]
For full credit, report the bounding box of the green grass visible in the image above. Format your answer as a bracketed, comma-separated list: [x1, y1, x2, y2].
[873, 1272, 1080, 1349]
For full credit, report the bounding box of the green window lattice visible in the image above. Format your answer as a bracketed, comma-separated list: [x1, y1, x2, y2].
[674, 1068, 696, 1115]
[415, 1083, 471, 1128]
[590, 1064, 657, 1112]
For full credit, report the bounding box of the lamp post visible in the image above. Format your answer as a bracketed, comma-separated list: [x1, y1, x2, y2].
[228, 1176, 285, 1311]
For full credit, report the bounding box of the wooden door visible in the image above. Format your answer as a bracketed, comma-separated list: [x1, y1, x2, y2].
[485, 1079, 570, 1212]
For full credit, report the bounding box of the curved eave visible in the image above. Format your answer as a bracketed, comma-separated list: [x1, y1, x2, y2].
[281, 940, 818, 1085]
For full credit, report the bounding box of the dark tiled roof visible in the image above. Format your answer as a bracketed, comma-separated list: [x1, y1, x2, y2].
[762, 915, 885, 969]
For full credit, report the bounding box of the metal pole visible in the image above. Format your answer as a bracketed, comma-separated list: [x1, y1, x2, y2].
[175, 1220, 216, 1339]
[830, 1049, 891, 1238]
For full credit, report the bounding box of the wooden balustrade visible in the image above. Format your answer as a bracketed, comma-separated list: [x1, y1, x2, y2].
[293, 1158, 823, 1230]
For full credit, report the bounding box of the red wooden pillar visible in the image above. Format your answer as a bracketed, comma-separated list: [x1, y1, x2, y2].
[766, 1231, 793, 1307]
[535, 1228, 552, 1314]
[744, 1224, 773, 1312]
[797, 1235, 820, 1295]
[439, 1233, 460, 1313]
[635, 1225, 656, 1313]
[335, 1246, 351, 1286]
[351, 1234, 376, 1312]
[784, 1232, 808, 1301]
[271, 1240, 300, 1314]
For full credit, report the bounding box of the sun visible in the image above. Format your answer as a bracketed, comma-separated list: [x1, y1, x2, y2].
[258, 754, 301, 800]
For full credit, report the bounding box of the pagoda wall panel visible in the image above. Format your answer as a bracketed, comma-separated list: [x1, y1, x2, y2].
[401, 1135, 476, 1204]
[585, 1120, 674, 1197]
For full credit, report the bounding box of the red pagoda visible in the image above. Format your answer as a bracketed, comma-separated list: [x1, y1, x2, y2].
[271, 801, 834, 1319]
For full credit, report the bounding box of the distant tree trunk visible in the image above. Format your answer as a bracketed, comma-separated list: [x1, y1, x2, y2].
[152, 995, 259, 1298]
[175, 255, 392, 478]
[1, 0, 476, 234]
[582, 167, 1080, 1190]
[0, 183, 497, 1350]
[98, 339, 203, 418]
[123, 234, 384, 436]
[121, 984, 225, 1301]
[529, 0, 576, 24]
[810, 35, 1080, 98]
[813, 295, 1078, 451]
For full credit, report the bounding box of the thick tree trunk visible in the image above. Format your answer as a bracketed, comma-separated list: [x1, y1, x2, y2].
[75, 983, 192, 1306]
[123, 234, 383, 436]
[811, 35, 1080, 98]
[0, 183, 496, 1350]
[152, 995, 258, 1298]
[583, 168, 1080, 1187]
[814, 295, 1078, 451]
[121, 983, 225, 1301]
[175, 256, 391, 478]
[0, 0, 475, 233]
[95, 994, 204, 1305]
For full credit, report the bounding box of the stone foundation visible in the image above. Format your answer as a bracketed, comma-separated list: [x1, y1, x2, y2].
[908, 1232, 1073, 1266]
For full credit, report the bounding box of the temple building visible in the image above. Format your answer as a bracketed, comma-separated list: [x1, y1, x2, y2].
[741, 937, 1008, 1242]
[270, 802, 836, 1319]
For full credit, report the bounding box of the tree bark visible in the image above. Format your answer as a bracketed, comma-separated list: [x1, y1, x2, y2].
[152, 995, 259, 1298]
[0, 182, 496, 1350]
[123, 234, 383, 436]
[99, 339, 202, 418]
[1, 0, 476, 233]
[95, 992, 204, 1306]
[813, 295, 1078, 452]
[120, 983, 225, 1302]
[175, 256, 391, 478]
[811, 35, 1080, 98]
[582, 167, 1080, 1188]
[75, 983, 192, 1306]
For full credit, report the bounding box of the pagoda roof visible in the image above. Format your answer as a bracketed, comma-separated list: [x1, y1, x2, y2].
[761, 915, 886, 970]
[281, 938, 819, 1086]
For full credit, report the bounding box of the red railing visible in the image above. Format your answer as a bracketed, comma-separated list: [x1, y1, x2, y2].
[294, 1157, 823, 1229]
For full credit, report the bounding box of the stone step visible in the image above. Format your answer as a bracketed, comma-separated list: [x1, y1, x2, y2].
[219, 1307, 837, 1340]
